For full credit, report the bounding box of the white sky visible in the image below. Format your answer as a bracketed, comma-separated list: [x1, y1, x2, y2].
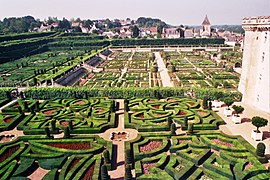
[0, 0, 269, 25]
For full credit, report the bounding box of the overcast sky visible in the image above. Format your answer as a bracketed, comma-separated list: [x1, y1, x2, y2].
[0, 0, 269, 25]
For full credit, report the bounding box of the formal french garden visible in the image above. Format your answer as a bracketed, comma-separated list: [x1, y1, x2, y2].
[0, 32, 269, 179]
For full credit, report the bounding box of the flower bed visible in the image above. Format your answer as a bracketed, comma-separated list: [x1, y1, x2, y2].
[178, 139, 192, 144]
[81, 163, 95, 180]
[140, 141, 162, 153]
[46, 143, 91, 150]
[4, 117, 13, 123]
[43, 109, 56, 115]
[142, 162, 156, 174]
[177, 111, 186, 116]
[211, 139, 234, 147]
[67, 158, 82, 172]
[0, 145, 20, 163]
[75, 100, 86, 105]
[245, 162, 254, 169]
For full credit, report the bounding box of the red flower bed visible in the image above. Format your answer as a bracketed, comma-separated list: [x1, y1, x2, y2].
[67, 158, 82, 172]
[140, 141, 162, 152]
[81, 163, 95, 180]
[178, 139, 192, 144]
[60, 121, 69, 126]
[212, 139, 234, 147]
[4, 117, 13, 123]
[47, 143, 91, 150]
[153, 105, 160, 109]
[177, 111, 186, 116]
[44, 109, 56, 115]
[0, 145, 20, 163]
[75, 100, 86, 105]
[245, 162, 254, 169]
[13, 104, 19, 107]
[87, 73, 94, 78]
[187, 102, 195, 106]
[96, 109, 104, 113]
[79, 79, 87, 86]
[198, 111, 207, 116]
[142, 163, 156, 174]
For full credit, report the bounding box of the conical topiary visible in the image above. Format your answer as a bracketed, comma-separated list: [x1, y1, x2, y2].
[125, 164, 133, 180]
[103, 149, 111, 164]
[256, 143, 266, 157]
[101, 165, 110, 180]
[170, 123, 177, 135]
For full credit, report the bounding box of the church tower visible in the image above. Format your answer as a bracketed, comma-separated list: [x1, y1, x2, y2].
[201, 15, 211, 37]
[239, 16, 270, 113]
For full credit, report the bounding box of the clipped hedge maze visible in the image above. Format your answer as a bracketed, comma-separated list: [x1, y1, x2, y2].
[0, 135, 112, 179]
[126, 133, 270, 179]
[125, 97, 224, 132]
[0, 98, 116, 135]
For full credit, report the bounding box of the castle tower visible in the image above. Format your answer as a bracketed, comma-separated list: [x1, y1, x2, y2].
[239, 16, 270, 113]
[201, 15, 211, 37]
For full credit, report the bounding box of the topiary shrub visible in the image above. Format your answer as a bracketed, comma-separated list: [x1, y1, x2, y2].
[202, 97, 208, 109]
[208, 101, 212, 110]
[256, 143, 266, 157]
[44, 127, 50, 138]
[170, 123, 176, 135]
[125, 164, 132, 180]
[188, 122, 194, 134]
[103, 149, 111, 164]
[110, 100, 116, 112]
[232, 105, 244, 115]
[64, 127, 70, 138]
[51, 120, 56, 132]
[125, 149, 133, 165]
[184, 116, 188, 128]
[68, 120, 73, 131]
[252, 116, 268, 133]
[101, 165, 110, 180]
[223, 98, 234, 109]
[167, 117, 173, 128]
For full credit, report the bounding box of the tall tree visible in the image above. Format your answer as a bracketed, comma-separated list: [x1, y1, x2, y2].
[131, 25, 140, 38]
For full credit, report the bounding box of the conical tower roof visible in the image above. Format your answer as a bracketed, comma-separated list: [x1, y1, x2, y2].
[202, 15, 211, 25]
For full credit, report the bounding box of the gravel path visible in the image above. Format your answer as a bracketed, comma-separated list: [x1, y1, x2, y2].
[154, 52, 173, 87]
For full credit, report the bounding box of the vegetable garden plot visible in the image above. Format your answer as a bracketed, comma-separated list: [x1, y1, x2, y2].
[0, 50, 87, 86]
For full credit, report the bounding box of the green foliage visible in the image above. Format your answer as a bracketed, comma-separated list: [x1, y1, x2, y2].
[223, 98, 234, 107]
[256, 143, 266, 157]
[170, 123, 176, 135]
[202, 97, 208, 109]
[103, 149, 111, 164]
[232, 105, 244, 114]
[24, 87, 241, 101]
[126, 149, 133, 164]
[64, 127, 70, 138]
[101, 165, 110, 180]
[252, 116, 268, 132]
[125, 164, 133, 180]
[111, 38, 225, 46]
[188, 122, 194, 134]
